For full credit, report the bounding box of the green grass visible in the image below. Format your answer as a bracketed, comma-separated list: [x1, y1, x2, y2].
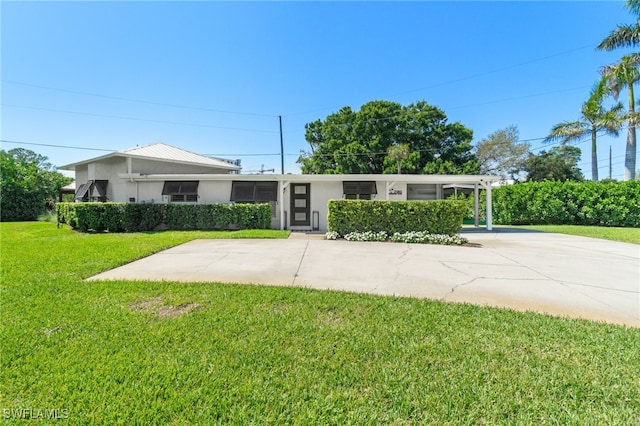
[513, 225, 640, 244]
[2, 222, 639, 424]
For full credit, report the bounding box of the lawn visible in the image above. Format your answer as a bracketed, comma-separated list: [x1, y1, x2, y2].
[513, 224, 640, 244]
[1, 222, 639, 424]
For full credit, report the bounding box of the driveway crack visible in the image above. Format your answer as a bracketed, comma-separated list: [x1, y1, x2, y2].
[291, 238, 310, 286]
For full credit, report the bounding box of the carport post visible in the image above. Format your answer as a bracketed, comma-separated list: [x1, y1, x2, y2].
[485, 183, 493, 231]
[279, 180, 288, 230]
[474, 184, 479, 228]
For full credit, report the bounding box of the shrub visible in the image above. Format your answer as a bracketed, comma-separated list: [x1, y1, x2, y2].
[493, 181, 640, 227]
[57, 202, 272, 232]
[391, 231, 468, 245]
[327, 199, 467, 237]
[324, 230, 468, 245]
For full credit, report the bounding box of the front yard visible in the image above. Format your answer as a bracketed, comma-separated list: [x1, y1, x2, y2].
[1, 222, 639, 424]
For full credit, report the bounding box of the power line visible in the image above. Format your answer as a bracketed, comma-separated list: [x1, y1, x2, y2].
[2, 103, 279, 134]
[4, 43, 596, 123]
[282, 43, 597, 117]
[1, 79, 278, 118]
[391, 44, 597, 97]
[0, 139, 284, 157]
[1, 139, 113, 152]
[446, 86, 591, 111]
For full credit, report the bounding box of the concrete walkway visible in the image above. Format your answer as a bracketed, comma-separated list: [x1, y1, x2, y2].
[88, 228, 640, 327]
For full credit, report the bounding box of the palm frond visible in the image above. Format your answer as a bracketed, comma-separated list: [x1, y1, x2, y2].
[600, 55, 640, 100]
[627, 0, 640, 18]
[544, 121, 589, 144]
[626, 110, 640, 126]
[598, 24, 640, 50]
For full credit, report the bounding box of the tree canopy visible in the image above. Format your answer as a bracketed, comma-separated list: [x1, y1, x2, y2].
[298, 100, 478, 175]
[0, 148, 72, 221]
[476, 125, 530, 181]
[524, 146, 584, 182]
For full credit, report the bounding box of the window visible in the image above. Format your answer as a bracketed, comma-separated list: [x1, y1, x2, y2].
[162, 181, 199, 203]
[343, 181, 377, 200]
[407, 184, 437, 201]
[90, 180, 108, 202]
[75, 180, 109, 202]
[230, 181, 278, 218]
[230, 181, 278, 202]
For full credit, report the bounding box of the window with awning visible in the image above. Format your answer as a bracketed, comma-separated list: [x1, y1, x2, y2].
[162, 181, 199, 202]
[230, 181, 278, 202]
[343, 181, 377, 200]
[74, 180, 109, 202]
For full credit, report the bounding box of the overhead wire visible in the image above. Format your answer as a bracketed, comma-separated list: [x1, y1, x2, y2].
[2, 103, 279, 134]
[1, 79, 278, 118]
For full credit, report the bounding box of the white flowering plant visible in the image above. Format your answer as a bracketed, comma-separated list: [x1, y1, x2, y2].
[325, 230, 467, 245]
[391, 231, 467, 245]
[325, 231, 340, 240]
[343, 231, 388, 242]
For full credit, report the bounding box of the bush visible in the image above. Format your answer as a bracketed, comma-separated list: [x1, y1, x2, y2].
[57, 203, 272, 232]
[493, 181, 640, 227]
[327, 199, 467, 236]
[324, 230, 468, 245]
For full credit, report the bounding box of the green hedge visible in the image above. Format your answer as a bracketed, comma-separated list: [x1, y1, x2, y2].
[327, 199, 467, 236]
[56, 202, 272, 232]
[492, 181, 640, 227]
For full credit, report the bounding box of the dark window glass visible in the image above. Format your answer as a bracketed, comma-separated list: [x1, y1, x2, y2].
[343, 181, 377, 198]
[230, 181, 277, 202]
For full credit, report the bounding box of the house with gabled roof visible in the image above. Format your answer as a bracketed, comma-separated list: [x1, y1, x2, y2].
[60, 143, 240, 202]
[59, 143, 499, 231]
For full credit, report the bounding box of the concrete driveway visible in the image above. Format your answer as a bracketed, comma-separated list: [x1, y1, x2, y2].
[88, 228, 640, 327]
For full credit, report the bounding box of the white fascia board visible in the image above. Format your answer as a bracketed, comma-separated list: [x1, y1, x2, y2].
[119, 173, 500, 184]
[58, 152, 119, 170]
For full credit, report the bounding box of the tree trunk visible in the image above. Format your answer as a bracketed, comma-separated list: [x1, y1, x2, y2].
[625, 84, 637, 180]
[591, 127, 598, 181]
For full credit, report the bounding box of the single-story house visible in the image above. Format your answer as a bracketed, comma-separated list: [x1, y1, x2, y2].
[60, 143, 500, 231]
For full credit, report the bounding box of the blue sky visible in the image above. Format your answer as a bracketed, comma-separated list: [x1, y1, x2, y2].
[1, 1, 636, 179]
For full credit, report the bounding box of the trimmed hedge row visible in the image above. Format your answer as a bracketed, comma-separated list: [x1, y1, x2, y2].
[492, 181, 640, 227]
[327, 199, 467, 236]
[56, 202, 272, 232]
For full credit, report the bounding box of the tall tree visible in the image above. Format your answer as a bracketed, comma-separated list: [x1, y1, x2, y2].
[476, 125, 530, 181]
[387, 144, 410, 174]
[601, 55, 640, 181]
[0, 148, 72, 221]
[544, 79, 623, 181]
[298, 100, 478, 175]
[524, 146, 584, 182]
[598, 0, 640, 180]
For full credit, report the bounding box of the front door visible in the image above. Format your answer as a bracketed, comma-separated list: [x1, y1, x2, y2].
[290, 183, 310, 226]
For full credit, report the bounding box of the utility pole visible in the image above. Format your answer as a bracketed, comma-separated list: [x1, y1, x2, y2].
[279, 115, 284, 174]
[259, 165, 275, 174]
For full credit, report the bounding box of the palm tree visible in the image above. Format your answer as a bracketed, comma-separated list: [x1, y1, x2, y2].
[601, 55, 640, 181]
[544, 79, 623, 181]
[387, 144, 410, 174]
[598, 0, 640, 180]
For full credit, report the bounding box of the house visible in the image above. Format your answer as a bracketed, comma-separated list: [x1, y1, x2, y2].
[59, 143, 499, 231]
